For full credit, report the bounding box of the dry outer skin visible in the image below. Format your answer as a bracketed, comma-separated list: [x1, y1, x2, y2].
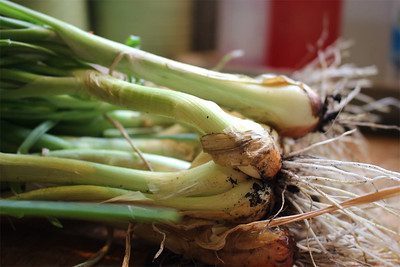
[201, 129, 282, 179]
[134, 223, 295, 267]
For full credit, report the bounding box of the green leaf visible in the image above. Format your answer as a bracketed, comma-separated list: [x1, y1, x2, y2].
[0, 200, 181, 223]
[17, 120, 57, 154]
[125, 35, 140, 48]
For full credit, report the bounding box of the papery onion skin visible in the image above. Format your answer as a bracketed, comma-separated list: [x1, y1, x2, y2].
[134, 224, 295, 267]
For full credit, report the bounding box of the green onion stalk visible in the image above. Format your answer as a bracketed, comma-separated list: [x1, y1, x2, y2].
[0, 70, 173, 137]
[51, 111, 174, 137]
[0, 199, 180, 223]
[1, 64, 282, 179]
[0, 153, 273, 222]
[3, 108, 174, 137]
[0, 0, 321, 138]
[39, 149, 190, 171]
[1, 121, 200, 161]
[62, 136, 199, 162]
[0, 99, 174, 137]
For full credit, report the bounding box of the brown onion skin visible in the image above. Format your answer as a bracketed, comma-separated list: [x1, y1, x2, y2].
[134, 224, 295, 267]
[202, 227, 295, 267]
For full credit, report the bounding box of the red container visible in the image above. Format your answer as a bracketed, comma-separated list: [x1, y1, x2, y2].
[265, 0, 342, 70]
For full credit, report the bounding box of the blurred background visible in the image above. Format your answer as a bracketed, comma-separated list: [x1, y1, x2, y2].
[14, 0, 399, 89]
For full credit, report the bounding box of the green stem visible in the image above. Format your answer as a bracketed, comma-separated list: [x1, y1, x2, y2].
[1, 122, 197, 160]
[8, 182, 268, 222]
[0, 153, 247, 197]
[102, 126, 162, 137]
[106, 111, 174, 128]
[103, 130, 198, 141]
[10, 111, 174, 137]
[11, 63, 70, 76]
[0, 15, 36, 29]
[17, 120, 57, 154]
[0, 54, 46, 66]
[0, 199, 180, 223]
[41, 149, 190, 171]
[0, 69, 85, 98]
[0, 27, 59, 42]
[78, 70, 238, 135]
[2, 68, 241, 135]
[1, 109, 108, 121]
[1, 121, 72, 150]
[29, 41, 77, 58]
[44, 95, 105, 109]
[62, 136, 198, 160]
[0, 39, 56, 55]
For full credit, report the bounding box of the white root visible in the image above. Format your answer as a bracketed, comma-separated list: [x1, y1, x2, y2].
[280, 157, 400, 266]
[152, 224, 166, 260]
[279, 40, 400, 266]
